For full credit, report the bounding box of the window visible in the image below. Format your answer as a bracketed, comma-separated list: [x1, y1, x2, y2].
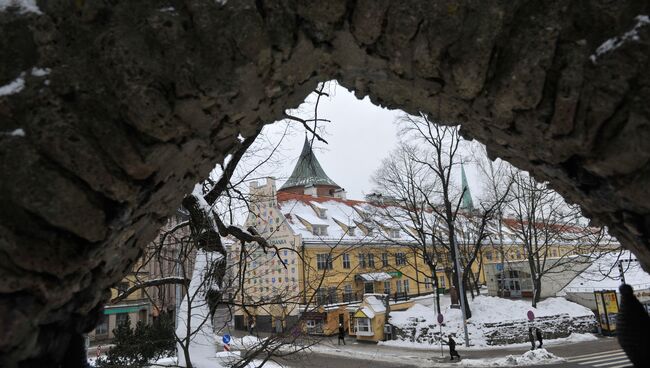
[116, 313, 129, 327]
[306, 320, 317, 328]
[347, 227, 356, 236]
[439, 276, 446, 288]
[383, 280, 391, 295]
[313, 225, 328, 236]
[515, 250, 521, 259]
[316, 288, 327, 304]
[317, 208, 327, 219]
[395, 253, 406, 266]
[404, 280, 410, 294]
[364, 282, 375, 294]
[316, 254, 333, 270]
[368, 254, 375, 268]
[342, 253, 350, 269]
[95, 314, 108, 335]
[358, 253, 367, 268]
[328, 287, 338, 304]
[382, 253, 389, 267]
[388, 229, 400, 238]
[485, 251, 493, 261]
[424, 277, 431, 290]
[343, 284, 353, 302]
[552, 249, 558, 257]
[396, 280, 403, 293]
[354, 318, 372, 335]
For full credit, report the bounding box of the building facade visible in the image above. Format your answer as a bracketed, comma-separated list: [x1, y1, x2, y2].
[232, 138, 452, 336]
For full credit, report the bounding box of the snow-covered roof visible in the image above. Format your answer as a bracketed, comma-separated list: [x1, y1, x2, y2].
[365, 295, 387, 314]
[562, 251, 650, 293]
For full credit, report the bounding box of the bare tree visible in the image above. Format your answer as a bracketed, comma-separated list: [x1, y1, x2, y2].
[507, 171, 616, 307]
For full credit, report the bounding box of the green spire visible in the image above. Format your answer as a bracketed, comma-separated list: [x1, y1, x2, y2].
[279, 137, 340, 190]
[461, 163, 474, 211]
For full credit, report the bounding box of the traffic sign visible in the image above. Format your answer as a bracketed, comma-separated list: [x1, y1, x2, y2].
[222, 334, 231, 344]
[527, 310, 535, 321]
[437, 313, 444, 324]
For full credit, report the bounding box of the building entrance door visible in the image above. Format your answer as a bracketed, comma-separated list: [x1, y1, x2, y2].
[364, 282, 374, 294]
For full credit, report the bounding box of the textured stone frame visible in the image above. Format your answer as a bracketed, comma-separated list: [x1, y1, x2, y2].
[1, 1, 649, 366]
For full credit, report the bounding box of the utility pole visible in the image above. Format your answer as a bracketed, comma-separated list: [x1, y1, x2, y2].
[453, 235, 470, 347]
[618, 258, 638, 285]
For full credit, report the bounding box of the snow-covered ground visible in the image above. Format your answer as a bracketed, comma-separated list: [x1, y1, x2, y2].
[462, 349, 564, 367]
[386, 294, 595, 348]
[562, 251, 650, 293]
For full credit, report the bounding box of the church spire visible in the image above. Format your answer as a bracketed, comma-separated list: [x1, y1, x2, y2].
[461, 163, 474, 211]
[279, 137, 341, 192]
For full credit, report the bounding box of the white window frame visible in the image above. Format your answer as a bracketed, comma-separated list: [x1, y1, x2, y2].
[354, 317, 373, 336]
[342, 253, 350, 269]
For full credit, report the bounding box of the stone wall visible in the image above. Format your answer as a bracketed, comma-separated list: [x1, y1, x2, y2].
[1, 1, 649, 365]
[393, 314, 597, 346]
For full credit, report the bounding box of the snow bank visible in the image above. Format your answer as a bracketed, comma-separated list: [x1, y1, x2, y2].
[462, 349, 564, 366]
[389, 296, 595, 348]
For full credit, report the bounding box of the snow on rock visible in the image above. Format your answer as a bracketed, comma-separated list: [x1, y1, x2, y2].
[0, 0, 41, 14]
[0, 73, 25, 96]
[2, 128, 25, 137]
[176, 250, 223, 368]
[590, 15, 650, 63]
[462, 349, 564, 367]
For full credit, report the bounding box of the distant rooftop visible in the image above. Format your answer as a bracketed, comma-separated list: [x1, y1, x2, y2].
[279, 137, 341, 191]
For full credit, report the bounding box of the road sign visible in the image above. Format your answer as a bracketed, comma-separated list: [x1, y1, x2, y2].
[527, 310, 535, 321]
[222, 334, 231, 344]
[437, 313, 444, 324]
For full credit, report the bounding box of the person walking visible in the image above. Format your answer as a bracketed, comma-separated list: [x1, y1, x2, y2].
[338, 323, 346, 345]
[536, 328, 543, 349]
[528, 327, 536, 351]
[448, 336, 461, 361]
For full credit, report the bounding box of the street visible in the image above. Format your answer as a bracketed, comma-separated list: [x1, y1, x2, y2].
[270, 335, 633, 368]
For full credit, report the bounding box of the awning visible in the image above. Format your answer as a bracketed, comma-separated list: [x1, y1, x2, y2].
[356, 272, 392, 282]
[104, 303, 149, 315]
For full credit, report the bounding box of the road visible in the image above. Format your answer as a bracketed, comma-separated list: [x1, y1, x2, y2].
[272, 335, 633, 368]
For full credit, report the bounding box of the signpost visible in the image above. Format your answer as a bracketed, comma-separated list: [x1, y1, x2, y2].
[437, 314, 444, 358]
[527, 310, 535, 322]
[222, 334, 231, 352]
[594, 290, 619, 335]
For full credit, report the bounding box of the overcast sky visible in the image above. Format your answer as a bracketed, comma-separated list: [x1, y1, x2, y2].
[253, 82, 483, 201]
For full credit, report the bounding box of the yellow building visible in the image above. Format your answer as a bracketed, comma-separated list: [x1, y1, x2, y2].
[88, 266, 151, 342]
[232, 139, 452, 336]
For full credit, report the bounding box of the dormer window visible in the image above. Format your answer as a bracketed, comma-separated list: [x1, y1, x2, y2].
[317, 208, 327, 219]
[347, 227, 356, 236]
[313, 225, 328, 236]
[388, 229, 400, 238]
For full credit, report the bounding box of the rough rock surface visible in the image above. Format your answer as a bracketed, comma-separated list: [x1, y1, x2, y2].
[1, 0, 649, 366]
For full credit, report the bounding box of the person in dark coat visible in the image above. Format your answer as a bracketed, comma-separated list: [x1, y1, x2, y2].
[536, 328, 543, 349]
[528, 327, 536, 351]
[448, 336, 461, 360]
[338, 323, 346, 345]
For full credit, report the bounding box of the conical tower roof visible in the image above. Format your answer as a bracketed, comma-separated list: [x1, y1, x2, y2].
[461, 163, 474, 211]
[280, 137, 341, 191]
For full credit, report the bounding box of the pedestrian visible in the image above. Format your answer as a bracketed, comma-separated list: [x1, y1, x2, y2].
[536, 328, 543, 349]
[528, 327, 535, 351]
[448, 335, 461, 361]
[338, 323, 346, 345]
